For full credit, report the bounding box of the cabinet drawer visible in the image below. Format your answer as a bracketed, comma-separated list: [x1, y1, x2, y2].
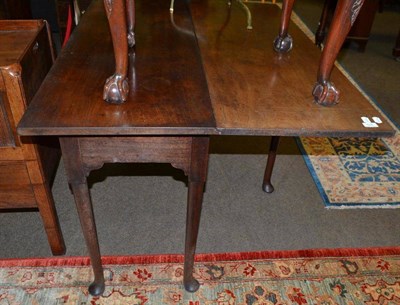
[0, 161, 36, 208]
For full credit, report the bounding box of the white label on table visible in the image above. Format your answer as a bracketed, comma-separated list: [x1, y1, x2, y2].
[361, 116, 382, 128]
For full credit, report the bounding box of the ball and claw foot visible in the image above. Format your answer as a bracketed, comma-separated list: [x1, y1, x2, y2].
[273, 34, 293, 53]
[103, 73, 129, 104]
[262, 182, 274, 193]
[312, 81, 340, 106]
[127, 31, 135, 48]
[88, 281, 105, 296]
[184, 277, 200, 292]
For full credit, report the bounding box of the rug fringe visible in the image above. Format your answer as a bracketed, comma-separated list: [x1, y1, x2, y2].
[2, 247, 400, 268]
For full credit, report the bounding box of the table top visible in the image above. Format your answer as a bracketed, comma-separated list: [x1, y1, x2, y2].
[189, 0, 393, 137]
[18, 0, 394, 138]
[18, 0, 215, 136]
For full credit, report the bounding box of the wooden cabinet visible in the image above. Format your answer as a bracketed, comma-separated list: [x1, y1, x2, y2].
[0, 20, 65, 255]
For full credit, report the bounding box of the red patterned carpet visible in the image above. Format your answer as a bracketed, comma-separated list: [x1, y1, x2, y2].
[1, 247, 400, 304]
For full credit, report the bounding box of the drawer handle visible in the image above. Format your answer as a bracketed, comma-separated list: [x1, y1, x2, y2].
[32, 42, 39, 53]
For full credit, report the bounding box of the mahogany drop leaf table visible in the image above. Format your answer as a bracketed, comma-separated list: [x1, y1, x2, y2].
[18, 0, 394, 296]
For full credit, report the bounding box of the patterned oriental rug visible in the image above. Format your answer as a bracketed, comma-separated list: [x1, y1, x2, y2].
[1, 248, 400, 304]
[298, 129, 400, 209]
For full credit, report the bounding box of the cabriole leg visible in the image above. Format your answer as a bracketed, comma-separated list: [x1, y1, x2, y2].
[70, 182, 105, 296]
[60, 138, 105, 296]
[126, 0, 135, 47]
[183, 137, 210, 292]
[262, 136, 280, 193]
[103, 0, 129, 103]
[312, 0, 365, 106]
[273, 0, 295, 53]
[315, 0, 336, 47]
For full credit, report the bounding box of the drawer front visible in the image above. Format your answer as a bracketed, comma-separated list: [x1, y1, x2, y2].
[20, 24, 53, 106]
[0, 161, 36, 208]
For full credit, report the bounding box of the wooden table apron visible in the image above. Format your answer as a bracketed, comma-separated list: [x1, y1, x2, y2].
[17, 0, 395, 297]
[59, 136, 209, 294]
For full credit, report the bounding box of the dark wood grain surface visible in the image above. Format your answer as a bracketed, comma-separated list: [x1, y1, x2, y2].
[18, 0, 394, 138]
[0, 21, 42, 67]
[18, 0, 215, 136]
[189, 0, 394, 137]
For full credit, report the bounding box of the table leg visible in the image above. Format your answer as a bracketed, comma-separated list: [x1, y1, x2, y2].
[35, 183, 66, 255]
[262, 136, 280, 193]
[70, 182, 105, 296]
[103, 0, 129, 104]
[126, 0, 135, 47]
[273, 0, 295, 52]
[59, 138, 105, 296]
[315, 0, 336, 47]
[312, 0, 365, 106]
[184, 137, 209, 292]
[275, 0, 365, 106]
